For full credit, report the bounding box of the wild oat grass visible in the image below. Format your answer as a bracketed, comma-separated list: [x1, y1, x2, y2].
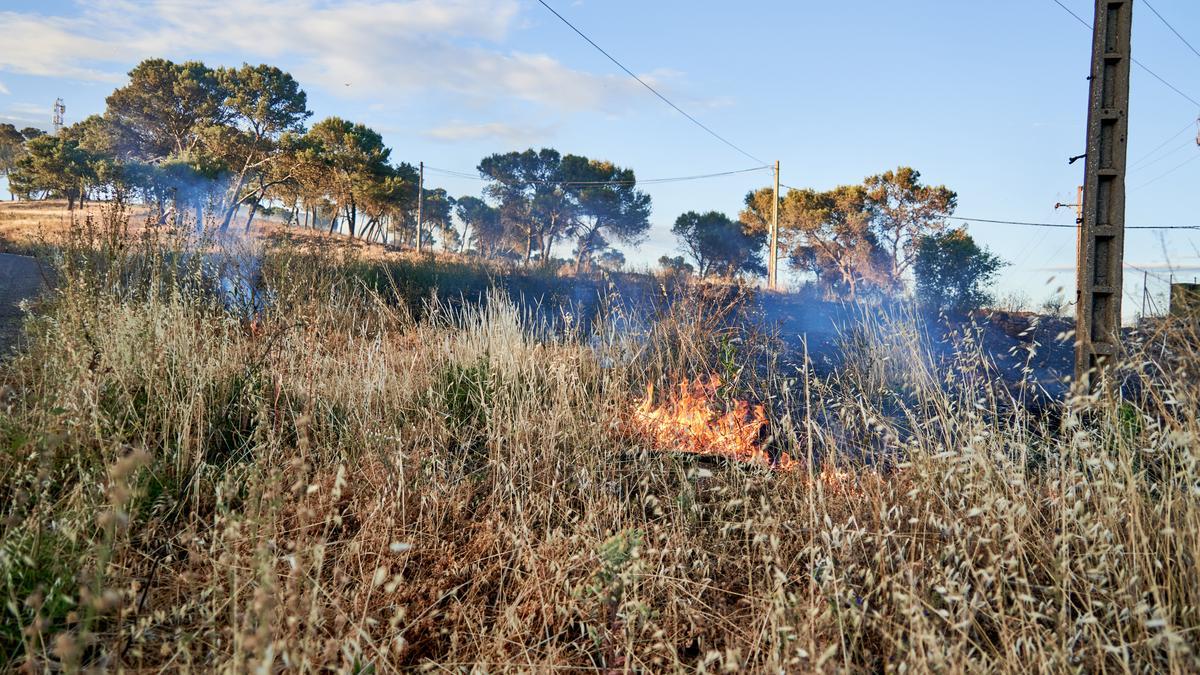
[1, 205, 1198, 672]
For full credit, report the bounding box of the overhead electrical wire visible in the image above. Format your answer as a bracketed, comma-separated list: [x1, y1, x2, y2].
[1135, 136, 1199, 173]
[1124, 261, 1176, 284]
[1132, 153, 1200, 190]
[423, 165, 770, 187]
[1049, 0, 1200, 108]
[1131, 134, 1196, 173]
[946, 215, 1200, 231]
[1129, 119, 1197, 169]
[534, 0, 768, 166]
[424, 1, 1200, 250]
[1143, 0, 1200, 63]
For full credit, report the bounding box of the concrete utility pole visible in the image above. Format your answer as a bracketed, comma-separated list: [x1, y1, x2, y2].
[768, 160, 780, 290]
[1075, 0, 1132, 391]
[416, 161, 424, 254]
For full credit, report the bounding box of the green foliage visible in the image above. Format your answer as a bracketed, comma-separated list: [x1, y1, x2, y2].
[219, 63, 310, 139]
[594, 247, 626, 272]
[671, 210, 765, 278]
[477, 148, 651, 267]
[298, 117, 396, 237]
[780, 185, 892, 300]
[913, 227, 1006, 314]
[743, 166, 956, 299]
[0, 123, 26, 181]
[436, 358, 495, 450]
[561, 154, 651, 272]
[105, 58, 227, 160]
[455, 195, 501, 256]
[864, 167, 957, 285]
[657, 255, 694, 276]
[8, 135, 98, 207]
[586, 529, 642, 601]
[1, 526, 82, 663]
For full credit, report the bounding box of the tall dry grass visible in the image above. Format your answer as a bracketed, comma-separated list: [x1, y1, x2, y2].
[1, 203, 1198, 672]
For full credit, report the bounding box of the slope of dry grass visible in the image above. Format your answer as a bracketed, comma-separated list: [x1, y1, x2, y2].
[0, 199, 473, 264]
[1, 204, 1198, 672]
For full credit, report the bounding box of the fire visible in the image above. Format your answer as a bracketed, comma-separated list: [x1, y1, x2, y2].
[634, 375, 795, 470]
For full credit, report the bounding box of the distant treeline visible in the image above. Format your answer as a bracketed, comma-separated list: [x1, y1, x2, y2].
[0, 58, 1003, 311]
[0, 59, 653, 273]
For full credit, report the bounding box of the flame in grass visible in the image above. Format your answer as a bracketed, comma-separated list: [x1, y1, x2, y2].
[635, 375, 796, 470]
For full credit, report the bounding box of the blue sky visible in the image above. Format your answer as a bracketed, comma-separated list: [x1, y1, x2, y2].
[2, 0, 1199, 315]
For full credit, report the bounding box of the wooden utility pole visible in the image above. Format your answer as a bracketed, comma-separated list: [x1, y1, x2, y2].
[768, 160, 780, 290]
[1054, 185, 1084, 222]
[1075, 0, 1132, 390]
[416, 161, 424, 254]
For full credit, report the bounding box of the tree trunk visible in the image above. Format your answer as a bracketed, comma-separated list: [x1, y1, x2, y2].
[574, 226, 597, 275]
[342, 201, 357, 238]
[219, 172, 250, 231]
[245, 200, 261, 231]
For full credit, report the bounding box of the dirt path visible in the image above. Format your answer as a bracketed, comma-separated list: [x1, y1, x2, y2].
[0, 253, 44, 356]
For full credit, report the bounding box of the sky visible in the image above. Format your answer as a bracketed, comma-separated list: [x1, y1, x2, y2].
[2, 0, 1199, 317]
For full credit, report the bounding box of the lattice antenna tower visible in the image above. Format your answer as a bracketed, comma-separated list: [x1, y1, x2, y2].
[52, 98, 65, 135]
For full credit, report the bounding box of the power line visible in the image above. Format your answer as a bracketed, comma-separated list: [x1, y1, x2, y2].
[1132, 58, 1200, 109]
[1132, 152, 1200, 190]
[1049, 0, 1200, 108]
[1143, 0, 1200, 62]
[951, 215, 1076, 229]
[760, 200, 1200, 232]
[534, 0, 768, 166]
[423, 165, 770, 187]
[946, 215, 1200, 231]
[1124, 261, 1175, 284]
[1050, 0, 1092, 29]
[1129, 119, 1197, 169]
[1131, 134, 1196, 173]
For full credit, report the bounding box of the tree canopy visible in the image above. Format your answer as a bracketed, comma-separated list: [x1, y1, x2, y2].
[3, 55, 984, 295]
[742, 166, 956, 299]
[9, 135, 97, 208]
[476, 148, 650, 269]
[913, 228, 1006, 315]
[0, 124, 28, 191]
[671, 210, 765, 278]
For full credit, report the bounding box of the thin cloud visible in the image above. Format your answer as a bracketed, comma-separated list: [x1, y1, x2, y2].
[0, 81, 9, 95]
[1, 102, 50, 126]
[0, 0, 647, 113]
[424, 120, 555, 144]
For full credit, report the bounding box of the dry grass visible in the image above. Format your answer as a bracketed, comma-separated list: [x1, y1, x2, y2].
[0, 199, 486, 266]
[1, 203, 1199, 672]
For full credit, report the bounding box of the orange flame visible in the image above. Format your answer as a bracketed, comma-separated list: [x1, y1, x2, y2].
[634, 375, 795, 470]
